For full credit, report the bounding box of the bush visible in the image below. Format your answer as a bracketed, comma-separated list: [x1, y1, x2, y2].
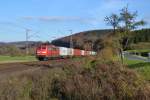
[51, 61, 150, 100]
[0, 69, 63, 100]
[0, 77, 32, 100]
[0, 58, 149, 100]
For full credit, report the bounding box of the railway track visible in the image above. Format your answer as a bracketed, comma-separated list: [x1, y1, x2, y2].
[0, 59, 69, 79]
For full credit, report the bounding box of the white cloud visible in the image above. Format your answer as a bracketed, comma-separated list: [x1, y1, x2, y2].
[22, 16, 98, 24]
[22, 16, 35, 20]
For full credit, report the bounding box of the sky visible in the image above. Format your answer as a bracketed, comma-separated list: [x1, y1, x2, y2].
[0, 0, 150, 42]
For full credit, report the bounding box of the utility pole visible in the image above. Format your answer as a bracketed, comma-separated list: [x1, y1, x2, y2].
[25, 29, 31, 55]
[69, 30, 73, 49]
[91, 39, 95, 51]
[69, 30, 73, 58]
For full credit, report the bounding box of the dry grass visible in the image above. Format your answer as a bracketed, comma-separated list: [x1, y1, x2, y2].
[0, 57, 149, 100]
[51, 61, 150, 100]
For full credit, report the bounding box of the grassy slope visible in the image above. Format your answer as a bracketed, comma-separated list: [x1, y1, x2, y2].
[124, 58, 150, 81]
[0, 56, 37, 63]
[124, 58, 144, 65]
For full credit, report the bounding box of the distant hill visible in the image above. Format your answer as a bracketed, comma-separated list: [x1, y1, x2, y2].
[52, 28, 150, 51]
[0, 41, 42, 49]
[0, 41, 43, 56]
[9, 41, 42, 49]
[0, 42, 6, 46]
[0, 28, 149, 54]
[52, 29, 113, 51]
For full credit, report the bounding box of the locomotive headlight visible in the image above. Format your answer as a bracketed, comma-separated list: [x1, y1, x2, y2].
[42, 51, 46, 53]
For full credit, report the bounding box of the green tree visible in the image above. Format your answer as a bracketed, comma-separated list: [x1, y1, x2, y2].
[104, 6, 146, 64]
[120, 6, 146, 50]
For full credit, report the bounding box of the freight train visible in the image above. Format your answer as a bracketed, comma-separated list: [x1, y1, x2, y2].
[36, 44, 96, 61]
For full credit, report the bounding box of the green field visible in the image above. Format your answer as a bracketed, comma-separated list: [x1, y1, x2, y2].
[127, 49, 150, 53]
[124, 58, 144, 65]
[0, 56, 37, 63]
[124, 58, 150, 81]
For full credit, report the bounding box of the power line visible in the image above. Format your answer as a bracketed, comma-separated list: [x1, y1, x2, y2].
[0, 21, 41, 54]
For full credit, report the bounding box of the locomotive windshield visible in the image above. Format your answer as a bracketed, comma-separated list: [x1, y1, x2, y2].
[37, 45, 46, 50]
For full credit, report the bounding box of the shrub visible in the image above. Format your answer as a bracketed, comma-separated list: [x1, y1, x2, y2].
[0, 58, 149, 100]
[0, 77, 32, 100]
[51, 61, 150, 100]
[0, 68, 64, 100]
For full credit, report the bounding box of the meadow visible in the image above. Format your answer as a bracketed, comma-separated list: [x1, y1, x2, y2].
[124, 58, 150, 81]
[0, 55, 37, 63]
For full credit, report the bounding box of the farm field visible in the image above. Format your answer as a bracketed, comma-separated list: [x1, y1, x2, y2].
[0, 56, 37, 63]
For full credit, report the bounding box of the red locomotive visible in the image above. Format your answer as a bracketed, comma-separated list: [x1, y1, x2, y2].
[36, 44, 96, 61]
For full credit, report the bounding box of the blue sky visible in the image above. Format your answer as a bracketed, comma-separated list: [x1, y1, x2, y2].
[0, 0, 150, 42]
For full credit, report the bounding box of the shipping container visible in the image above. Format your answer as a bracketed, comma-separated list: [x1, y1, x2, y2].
[36, 44, 97, 61]
[81, 50, 85, 56]
[92, 51, 97, 55]
[67, 48, 74, 56]
[74, 49, 81, 56]
[59, 47, 68, 56]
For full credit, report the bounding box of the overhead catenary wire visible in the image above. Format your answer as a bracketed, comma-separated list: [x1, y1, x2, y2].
[0, 21, 41, 55]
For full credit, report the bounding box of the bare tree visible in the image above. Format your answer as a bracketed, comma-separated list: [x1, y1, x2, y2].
[104, 13, 120, 34]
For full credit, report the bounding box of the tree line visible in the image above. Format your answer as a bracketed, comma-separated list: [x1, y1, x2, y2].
[0, 45, 35, 56]
[130, 29, 150, 43]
